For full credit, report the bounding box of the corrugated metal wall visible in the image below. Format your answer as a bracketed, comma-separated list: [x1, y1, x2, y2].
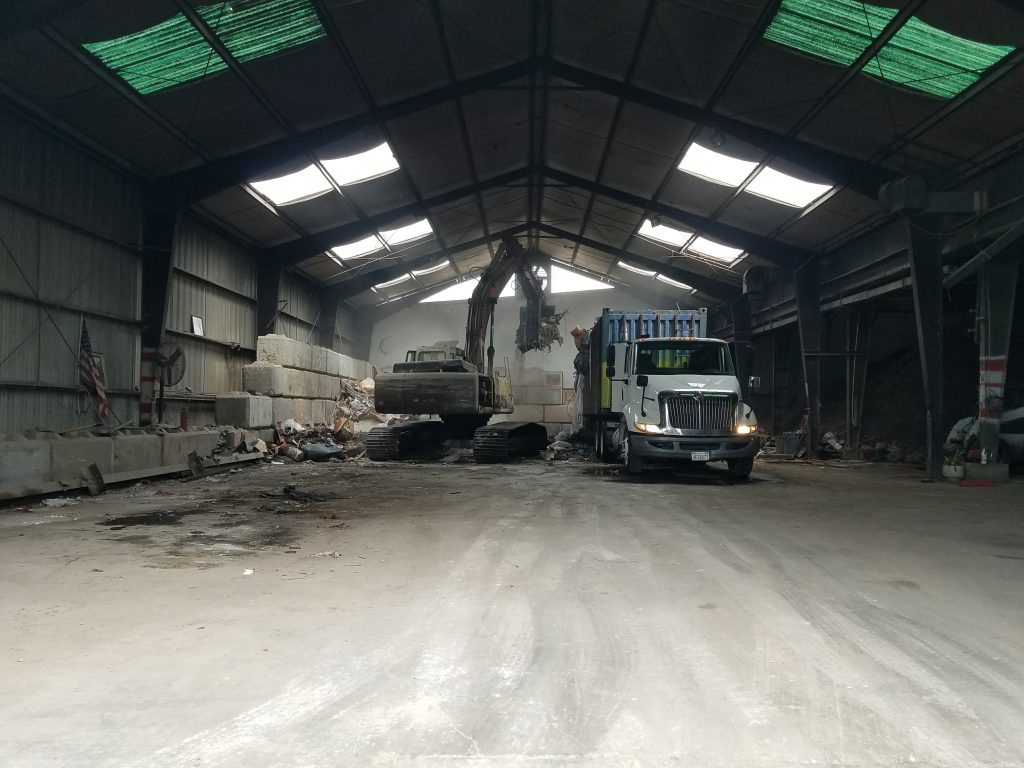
[0, 110, 143, 434]
[165, 217, 258, 404]
[277, 271, 319, 343]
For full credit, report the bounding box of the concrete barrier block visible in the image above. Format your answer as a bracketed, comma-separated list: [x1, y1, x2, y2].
[326, 350, 342, 376]
[256, 334, 294, 367]
[284, 369, 317, 398]
[51, 435, 114, 483]
[512, 404, 544, 422]
[544, 371, 563, 388]
[544, 404, 572, 423]
[310, 345, 328, 374]
[271, 397, 294, 423]
[519, 367, 546, 386]
[0, 437, 53, 498]
[310, 399, 327, 425]
[242, 362, 288, 396]
[215, 392, 273, 428]
[112, 434, 163, 474]
[291, 398, 312, 425]
[563, 388, 575, 404]
[318, 374, 341, 400]
[161, 430, 222, 465]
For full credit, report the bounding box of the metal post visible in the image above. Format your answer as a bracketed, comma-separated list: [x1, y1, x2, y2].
[850, 311, 873, 451]
[730, 296, 752, 402]
[139, 202, 178, 426]
[795, 263, 822, 457]
[976, 257, 1019, 463]
[906, 217, 944, 479]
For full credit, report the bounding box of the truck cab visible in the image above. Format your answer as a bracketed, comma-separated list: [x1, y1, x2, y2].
[603, 335, 759, 478]
[392, 343, 478, 374]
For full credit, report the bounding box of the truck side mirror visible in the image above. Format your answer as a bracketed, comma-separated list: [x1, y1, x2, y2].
[748, 375, 762, 390]
[636, 374, 649, 387]
[606, 366, 616, 378]
[606, 344, 615, 366]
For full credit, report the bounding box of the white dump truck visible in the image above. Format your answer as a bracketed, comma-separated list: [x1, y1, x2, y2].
[575, 308, 759, 479]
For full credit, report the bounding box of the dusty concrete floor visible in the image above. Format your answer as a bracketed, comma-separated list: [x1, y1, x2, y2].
[1, 457, 1023, 767]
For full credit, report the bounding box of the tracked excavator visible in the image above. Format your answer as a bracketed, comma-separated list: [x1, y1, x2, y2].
[367, 235, 549, 462]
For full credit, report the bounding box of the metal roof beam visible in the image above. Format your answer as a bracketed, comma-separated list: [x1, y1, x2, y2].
[536, 223, 740, 302]
[543, 59, 897, 200]
[153, 60, 535, 205]
[266, 167, 537, 265]
[332, 225, 529, 299]
[543, 167, 808, 268]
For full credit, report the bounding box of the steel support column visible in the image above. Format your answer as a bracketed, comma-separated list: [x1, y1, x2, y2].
[846, 311, 873, 450]
[907, 218, 945, 478]
[976, 257, 1020, 463]
[139, 202, 178, 425]
[730, 296, 753, 402]
[795, 263, 822, 457]
[257, 261, 283, 337]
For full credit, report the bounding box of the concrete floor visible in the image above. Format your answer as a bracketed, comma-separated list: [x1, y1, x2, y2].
[2, 458, 1023, 767]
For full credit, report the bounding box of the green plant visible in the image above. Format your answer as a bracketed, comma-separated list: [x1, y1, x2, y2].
[943, 450, 964, 467]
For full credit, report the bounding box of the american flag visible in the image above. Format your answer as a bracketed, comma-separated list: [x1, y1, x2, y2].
[79, 320, 108, 420]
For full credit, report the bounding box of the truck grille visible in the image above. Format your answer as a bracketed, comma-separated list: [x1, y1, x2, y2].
[665, 393, 735, 432]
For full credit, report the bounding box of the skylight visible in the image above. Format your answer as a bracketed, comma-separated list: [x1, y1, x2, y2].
[411, 261, 451, 276]
[329, 235, 382, 262]
[421, 276, 515, 303]
[550, 265, 613, 294]
[421, 278, 478, 303]
[83, 0, 325, 95]
[638, 219, 694, 248]
[689, 237, 745, 263]
[616, 261, 657, 277]
[763, 0, 1015, 99]
[321, 143, 400, 186]
[252, 165, 332, 206]
[746, 166, 832, 207]
[656, 275, 693, 290]
[374, 273, 412, 290]
[382, 219, 433, 246]
[678, 143, 759, 187]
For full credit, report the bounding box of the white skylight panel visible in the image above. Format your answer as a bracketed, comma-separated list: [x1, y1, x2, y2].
[321, 142, 400, 186]
[656, 274, 692, 290]
[746, 166, 832, 208]
[638, 219, 694, 248]
[616, 261, 657, 276]
[421, 278, 479, 303]
[381, 218, 433, 246]
[688, 236, 745, 263]
[329, 234, 382, 262]
[251, 164, 331, 205]
[678, 143, 759, 187]
[374, 273, 412, 290]
[550, 265, 613, 294]
[411, 260, 450, 276]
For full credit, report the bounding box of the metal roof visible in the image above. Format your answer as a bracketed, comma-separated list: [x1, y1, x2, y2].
[3, 0, 1023, 307]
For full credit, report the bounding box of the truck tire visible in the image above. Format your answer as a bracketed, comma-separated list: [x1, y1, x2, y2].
[727, 457, 754, 481]
[621, 428, 643, 476]
[594, 423, 614, 462]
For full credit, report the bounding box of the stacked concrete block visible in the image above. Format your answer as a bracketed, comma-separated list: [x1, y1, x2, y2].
[112, 432, 163, 474]
[51, 434, 114, 481]
[235, 335, 371, 427]
[0, 434, 54, 498]
[242, 362, 288, 397]
[214, 392, 273, 429]
[512, 367, 571, 433]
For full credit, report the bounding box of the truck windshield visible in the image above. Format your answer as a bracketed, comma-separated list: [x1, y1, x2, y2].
[634, 340, 734, 376]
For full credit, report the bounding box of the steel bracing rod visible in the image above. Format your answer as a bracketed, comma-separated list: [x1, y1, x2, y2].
[565, 0, 658, 267]
[535, 223, 739, 301]
[331, 225, 529, 299]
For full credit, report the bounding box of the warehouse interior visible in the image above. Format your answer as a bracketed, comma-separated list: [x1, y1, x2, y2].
[2, 0, 1024, 765]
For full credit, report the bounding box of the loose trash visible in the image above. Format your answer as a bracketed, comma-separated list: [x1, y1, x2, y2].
[41, 498, 80, 507]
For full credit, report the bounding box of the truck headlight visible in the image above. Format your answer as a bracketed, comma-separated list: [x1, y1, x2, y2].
[634, 422, 663, 434]
[735, 424, 753, 435]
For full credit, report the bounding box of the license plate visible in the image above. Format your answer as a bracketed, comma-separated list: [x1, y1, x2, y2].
[690, 451, 711, 462]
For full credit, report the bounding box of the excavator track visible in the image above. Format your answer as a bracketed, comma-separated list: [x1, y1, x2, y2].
[472, 422, 549, 463]
[365, 421, 449, 461]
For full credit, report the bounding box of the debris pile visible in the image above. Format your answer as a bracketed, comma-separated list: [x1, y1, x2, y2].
[263, 377, 414, 463]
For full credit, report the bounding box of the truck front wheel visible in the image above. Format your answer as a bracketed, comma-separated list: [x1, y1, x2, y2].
[621, 429, 643, 476]
[727, 457, 754, 481]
